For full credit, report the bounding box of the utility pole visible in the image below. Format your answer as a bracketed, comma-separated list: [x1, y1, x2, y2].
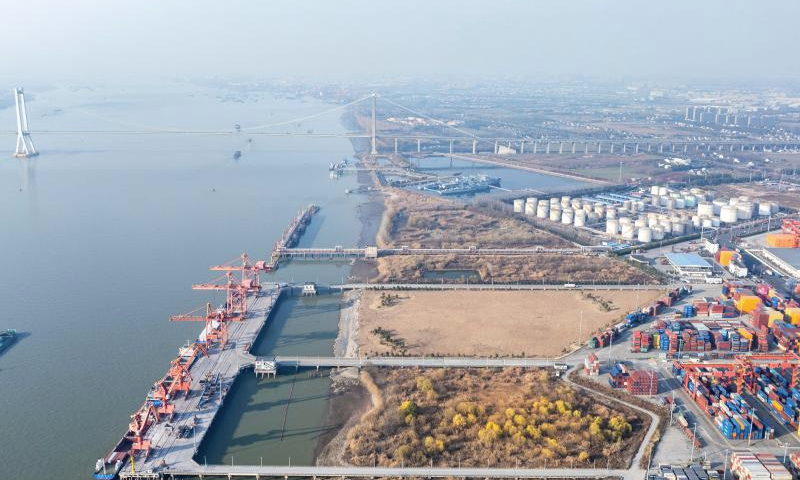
[370, 93, 377, 155]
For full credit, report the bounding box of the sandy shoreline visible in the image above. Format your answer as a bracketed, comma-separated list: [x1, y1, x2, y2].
[334, 289, 361, 358]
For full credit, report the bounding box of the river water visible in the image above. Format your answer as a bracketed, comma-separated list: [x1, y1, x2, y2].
[0, 83, 360, 480]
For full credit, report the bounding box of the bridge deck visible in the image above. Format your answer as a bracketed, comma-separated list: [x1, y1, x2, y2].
[118, 288, 281, 479]
[162, 464, 628, 479]
[271, 355, 570, 369]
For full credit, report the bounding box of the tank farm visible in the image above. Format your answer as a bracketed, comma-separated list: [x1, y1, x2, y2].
[94, 205, 317, 480]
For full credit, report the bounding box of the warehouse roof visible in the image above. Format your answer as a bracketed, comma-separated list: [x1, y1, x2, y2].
[665, 252, 712, 268]
[766, 248, 800, 268]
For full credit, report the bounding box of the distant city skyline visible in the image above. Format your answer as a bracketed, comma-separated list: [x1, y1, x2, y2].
[1, 0, 799, 84]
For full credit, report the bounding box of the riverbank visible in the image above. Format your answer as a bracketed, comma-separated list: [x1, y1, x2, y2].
[334, 290, 361, 357]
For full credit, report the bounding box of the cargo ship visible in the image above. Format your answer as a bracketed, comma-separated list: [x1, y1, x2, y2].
[421, 174, 500, 196]
[0, 329, 16, 355]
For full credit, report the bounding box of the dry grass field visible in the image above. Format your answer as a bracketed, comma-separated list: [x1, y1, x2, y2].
[344, 368, 648, 469]
[358, 289, 662, 357]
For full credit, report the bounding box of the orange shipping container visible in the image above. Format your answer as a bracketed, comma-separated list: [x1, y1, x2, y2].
[719, 250, 736, 266]
[737, 295, 763, 314]
[767, 233, 799, 248]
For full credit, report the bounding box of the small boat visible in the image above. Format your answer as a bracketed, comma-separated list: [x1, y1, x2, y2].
[233, 150, 242, 160]
[0, 329, 17, 355]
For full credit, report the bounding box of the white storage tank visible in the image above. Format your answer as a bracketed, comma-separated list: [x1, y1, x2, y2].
[583, 204, 593, 214]
[658, 186, 668, 196]
[650, 195, 660, 207]
[720, 205, 738, 224]
[672, 222, 685, 235]
[574, 210, 587, 226]
[606, 207, 617, 219]
[638, 227, 653, 243]
[549, 197, 560, 206]
[660, 221, 672, 234]
[587, 212, 598, 224]
[684, 195, 697, 208]
[636, 201, 646, 212]
[675, 198, 686, 209]
[650, 185, 660, 195]
[692, 215, 701, 228]
[549, 207, 562, 222]
[697, 202, 715, 217]
[525, 200, 537, 216]
[712, 200, 727, 215]
[513, 199, 525, 213]
[594, 204, 605, 218]
[682, 220, 693, 234]
[622, 200, 632, 211]
[619, 216, 632, 225]
[711, 217, 721, 228]
[771, 202, 780, 214]
[665, 198, 676, 210]
[652, 226, 665, 240]
[606, 219, 619, 235]
[536, 203, 549, 218]
[736, 202, 754, 220]
[621, 223, 635, 240]
[757, 202, 772, 216]
[634, 218, 647, 229]
[561, 208, 574, 225]
[701, 217, 714, 228]
[561, 195, 571, 204]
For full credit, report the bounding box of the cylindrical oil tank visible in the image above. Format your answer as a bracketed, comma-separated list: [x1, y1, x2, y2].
[739, 195, 750, 202]
[712, 200, 727, 215]
[771, 202, 780, 214]
[536, 203, 549, 218]
[658, 186, 668, 196]
[682, 220, 693, 234]
[513, 199, 525, 213]
[728, 197, 739, 206]
[621, 223, 635, 240]
[574, 210, 586, 227]
[651, 195, 660, 207]
[660, 221, 672, 234]
[619, 216, 632, 225]
[561, 208, 574, 225]
[652, 226, 665, 240]
[525, 200, 537, 216]
[671, 222, 685, 236]
[650, 185, 660, 195]
[606, 207, 617, 219]
[675, 198, 686, 209]
[684, 195, 697, 208]
[606, 219, 619, 235]
[757, 202, 773, 216]
[549, 197, 560, 206]
[712, 217, 721, 227]
[737, 202, 754, 220]
[720, 205, 738, 223]
[634, 218, 647, 229]
[526, 197, 538, 207]
[571, 199, 582, 209]
[647, 216, 659, 228]
[549, 207, 562, 222]
[638, 227, 653, 243]
[587, 212, 598, 224]
[594, 204, 605, 217]
[561, 195, 571, 204]
[665, 198, 676, 210]
[622, 200, 632, 211]
[583, 204, 593, 214]
[636, 201, 646, 212]
[701, 217, 713, 228]
[692, 215, 701, 228]
[697, 202, 715, 217]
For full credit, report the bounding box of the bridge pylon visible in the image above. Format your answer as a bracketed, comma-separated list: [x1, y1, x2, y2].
[13, 89, 38, 158]
[370, 93, 377, 155]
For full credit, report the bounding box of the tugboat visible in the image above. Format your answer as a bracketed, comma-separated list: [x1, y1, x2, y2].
[0, 329, 16, 355]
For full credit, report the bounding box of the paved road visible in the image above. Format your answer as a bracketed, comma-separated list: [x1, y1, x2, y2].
[165, 463, 629, 478]
[272, 355, 573, 369]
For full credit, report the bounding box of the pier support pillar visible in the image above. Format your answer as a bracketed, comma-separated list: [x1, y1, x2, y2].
[741, 144, 745, 151]
[684, 144, 688, 153]
[417, 138, 421, 153]
[394, 138, 398, 154]
[571, 142, 576, 154]
[494, 140, 498, 153]
[634, 144, 639, 154]
[671, 144, 676, 153]
[520, 141, 525, 153]
[597, 142, 602, 154]
[707, 144, 711, 152]
[658, 144, 663, 153]
[584, 143, 588, 154]
[647, 143, 651, 153]
[546, 142, 551, 154]
[532, 142, 538, 154]
[449, 140, 453, 154]
[622, 143, 626, 154]
[472, 139, 477, 154]
[558, 142, 563, 154]
[609, 143, 614, 154]
[730, 144, 734, 152]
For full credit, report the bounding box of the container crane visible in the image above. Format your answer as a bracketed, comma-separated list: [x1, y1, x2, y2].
[192, 272, 254, 316]
[209, 253, 267, 290]
[171, 303, 233, 348]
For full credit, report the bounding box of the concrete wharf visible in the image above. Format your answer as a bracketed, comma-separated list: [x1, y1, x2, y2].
[114, 287, 282, 480]
[266, 204, 318, 271]
[269, 355, 572, 370]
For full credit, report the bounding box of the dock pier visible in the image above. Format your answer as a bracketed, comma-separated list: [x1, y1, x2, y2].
[266, 204, 319, 271]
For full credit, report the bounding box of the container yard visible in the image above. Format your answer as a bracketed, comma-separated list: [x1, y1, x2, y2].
[608, 365, 658, 395]
[511, 185, 784, 246]
[732, 453, 792, 480]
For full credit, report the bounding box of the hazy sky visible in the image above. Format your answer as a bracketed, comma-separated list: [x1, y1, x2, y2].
[3, 0, 799, 84]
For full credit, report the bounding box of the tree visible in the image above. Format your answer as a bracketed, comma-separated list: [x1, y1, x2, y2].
[452, 414, 466, 428]
[578, 451, 590, 462]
